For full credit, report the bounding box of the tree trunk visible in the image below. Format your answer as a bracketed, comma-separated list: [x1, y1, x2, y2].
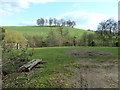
[16, 43, 19, 49]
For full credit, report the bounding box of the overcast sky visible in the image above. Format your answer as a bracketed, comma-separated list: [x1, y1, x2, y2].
[0, 0, 118, 30]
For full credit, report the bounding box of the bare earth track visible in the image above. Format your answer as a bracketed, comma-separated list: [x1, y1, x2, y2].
[65, 50, 118, 88]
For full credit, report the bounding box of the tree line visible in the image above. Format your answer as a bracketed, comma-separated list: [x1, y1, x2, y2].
[1, 18, 119, 50]
[33, 18, 119, 47]
[37, 18, 76, 28]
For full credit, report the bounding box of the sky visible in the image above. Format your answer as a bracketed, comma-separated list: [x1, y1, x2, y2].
[0, 0, 119, 30]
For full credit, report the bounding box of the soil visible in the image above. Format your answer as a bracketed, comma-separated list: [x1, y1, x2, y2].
[66, 50, 111, 58]
[64, 50, 118, 88]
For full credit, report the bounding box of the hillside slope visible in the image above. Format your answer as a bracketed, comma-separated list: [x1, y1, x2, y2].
[2, 26, 94, 38]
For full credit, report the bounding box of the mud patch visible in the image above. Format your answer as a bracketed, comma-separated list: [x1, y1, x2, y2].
[66, 50, 111, 58]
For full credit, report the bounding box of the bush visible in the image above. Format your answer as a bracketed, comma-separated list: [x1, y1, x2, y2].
[25, 34, 44, 47]
[90, 41, 96, 46]
[115, 41, 119, 47]
[2, 48, 34, 75]
[3, 30, 27, 49]
[63, 41, 71, 46]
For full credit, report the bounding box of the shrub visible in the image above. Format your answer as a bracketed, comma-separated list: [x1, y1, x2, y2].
[2, 30, 27, 49]
[2, 48, 34, 75]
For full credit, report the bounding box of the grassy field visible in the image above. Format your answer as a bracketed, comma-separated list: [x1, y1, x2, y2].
[3, 46, 118, 88]
[2, 26, 94, 38]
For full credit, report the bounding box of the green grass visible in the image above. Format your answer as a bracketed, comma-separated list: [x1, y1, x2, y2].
[3, 46, 118, 88]
[2, 26, 94, 38]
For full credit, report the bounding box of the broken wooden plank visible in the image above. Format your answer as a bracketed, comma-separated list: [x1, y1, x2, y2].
[19, 59, 43, 72]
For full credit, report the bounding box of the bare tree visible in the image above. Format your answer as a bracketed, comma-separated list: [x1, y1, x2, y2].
[45, 19, 48, 26]
[53, 18, 57, 26]
[61, 19, 66, 26]
[98, 19, 117, 35]
[41, 18, 45, 26]
[37, 19, 41, 26]
[56, 20, 60, 26]
[49, 18, 53, 26]
[97, 18, 118, 46]
[66, 20, 73, 27]
[72, 21, 76, 28]
[106, 19, 117, 35]
[58, 27, 69, 46]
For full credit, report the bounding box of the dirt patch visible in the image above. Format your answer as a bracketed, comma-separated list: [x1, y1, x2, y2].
[64, 59, 118, 88]
[64, 49, 118, 88]
[66, 50, 111, 58]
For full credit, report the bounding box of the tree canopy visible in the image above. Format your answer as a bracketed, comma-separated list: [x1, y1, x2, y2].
[3, 30, 27, 43]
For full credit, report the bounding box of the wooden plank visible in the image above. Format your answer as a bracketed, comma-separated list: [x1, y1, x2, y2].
[19, 59, 43, 72]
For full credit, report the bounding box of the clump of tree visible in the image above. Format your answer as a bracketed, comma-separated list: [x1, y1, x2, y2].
[96, 18, 118, 46]
[37, 18, 45, 26]
[46, 27, 69, 46]
[46, 30, 59, 46]
[97, 18, 118, 35]
[57, 27, 69, 46]
[79, 32, 96, 46]
[2, 30, 28, 50]
[37, 18, 76, 28]
[25, 34, 44, 47]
